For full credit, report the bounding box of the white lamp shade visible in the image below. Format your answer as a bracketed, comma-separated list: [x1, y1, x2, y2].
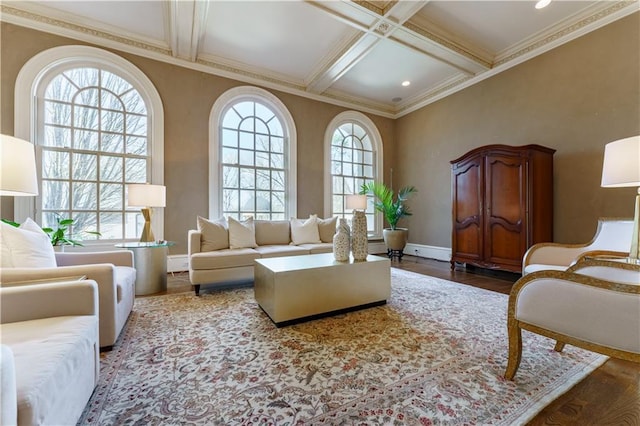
[346, 194, 367, 210]
[127, 184, 166, 207]
[0, 134, 38, 196]
[601, 136, 640, 188]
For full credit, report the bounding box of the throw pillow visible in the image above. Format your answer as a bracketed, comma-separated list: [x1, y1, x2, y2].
[290, 214, 321, 245]
[0, 218, 57, 268]
[317, 216, 338, 243]
[228, 216, 258, 249]
[197, 216, 229, 251]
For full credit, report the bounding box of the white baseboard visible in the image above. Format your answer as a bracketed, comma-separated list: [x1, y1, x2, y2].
[404, 243, 451, 262]
[168, 254, 189, 273]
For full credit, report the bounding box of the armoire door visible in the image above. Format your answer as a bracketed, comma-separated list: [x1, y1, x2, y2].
[483, 153, 527, 271]
[451, 155, 484, 265]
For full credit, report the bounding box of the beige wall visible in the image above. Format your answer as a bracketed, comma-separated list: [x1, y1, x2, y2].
[0, 23, 395, 254]
[396, 12, 640, 246]
[2, 13, 638, 255]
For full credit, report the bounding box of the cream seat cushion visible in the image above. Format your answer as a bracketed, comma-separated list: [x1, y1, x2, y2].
[254, 245, 309, 258]
[190, 248, 260, 270]
[1, 316, 98, 426]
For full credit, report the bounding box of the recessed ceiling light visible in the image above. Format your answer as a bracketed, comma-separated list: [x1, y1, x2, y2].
[535, 0, 551, 9]
[401, 81, 411, 87]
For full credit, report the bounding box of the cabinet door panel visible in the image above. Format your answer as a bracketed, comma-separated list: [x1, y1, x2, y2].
[452, 157, 483, 262]
[484, 155, 527, 268]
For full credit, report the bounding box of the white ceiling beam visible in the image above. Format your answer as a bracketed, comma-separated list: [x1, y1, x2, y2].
[167, 0, 208, 61]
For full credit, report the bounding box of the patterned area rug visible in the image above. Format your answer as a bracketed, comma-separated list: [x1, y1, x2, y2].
[79, 269, 605, 425]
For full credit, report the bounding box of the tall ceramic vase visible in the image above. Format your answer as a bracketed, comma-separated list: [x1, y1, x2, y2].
[351, 210, 368, 261]
[333, 218, 350, 261]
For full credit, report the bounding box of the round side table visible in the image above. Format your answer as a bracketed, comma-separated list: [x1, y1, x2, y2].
[115, 241, 175, 296]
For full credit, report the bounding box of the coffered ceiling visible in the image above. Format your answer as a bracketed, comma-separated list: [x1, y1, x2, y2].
[1, 1, 638, 118]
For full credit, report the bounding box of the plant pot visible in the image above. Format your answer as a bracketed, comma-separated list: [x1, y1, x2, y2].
[383, 228, 408, 251]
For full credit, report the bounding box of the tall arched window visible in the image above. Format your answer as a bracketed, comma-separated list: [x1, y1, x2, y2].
[325, 111, 383, 237]
[210, 86, 297, 219]
[14, 46, 164, 243]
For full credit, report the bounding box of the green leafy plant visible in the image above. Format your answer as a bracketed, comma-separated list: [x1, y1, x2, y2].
[360, 181, 417, 230]
[1, 216, 101, 246]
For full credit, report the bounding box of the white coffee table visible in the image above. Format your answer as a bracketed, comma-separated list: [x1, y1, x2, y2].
[254, 253, 391, 326]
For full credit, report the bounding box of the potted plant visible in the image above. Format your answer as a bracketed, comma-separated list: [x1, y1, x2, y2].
[360, 181, 417, 259]
[1, 215, 100, 247]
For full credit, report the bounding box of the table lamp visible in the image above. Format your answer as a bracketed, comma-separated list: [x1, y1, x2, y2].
[127, 183, 166, 243]
[601, 135, 640, 260]
[0, 134, 38, 196]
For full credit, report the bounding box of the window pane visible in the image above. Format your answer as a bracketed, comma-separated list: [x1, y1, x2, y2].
[223, 166, 239, 188]
[125, 158, 146, 183]
[102, 133, 124, 153]
[126, 136, 147, 155]
[255, 151, 269, 168]
[43, 181, 69, 210]
[239, 117, 254, 132]
[72, 153, 97, 181]
[256, 171, 270, 190]
[101, 110, 124, 133]
[240, 169, 255, 189]
[101, 212, 125, 239]
[239, 131, 253, 150]
[272, 171, 285, 191]
[222, 108, 241, 129]
[256, 191, 270, 211]
[222, 129, 238, 147]
[101, 90, 124, 111]
[239, 150, 254, 166]
[100, 183, 123, 210]
[102, 70, 132, 95]
[223, 189, 239, 211]
[74, 105, 99, 130]
[222, 147, 238, 164]
[240, 189, 254, 211]
[234, 102, 253, 119]
[270, 153, 283, 169]
[45, 74, 77, 101]
[74, 129, 99, 151]
[64, 68, 98, 88]
[44, 125, 71, 148]
[72, 182, 97, 209]
[44, 101, 71, 126]
[73, 212, 99, 239]
[255, 118, 268, 135]
[272, 192, 285, 212]
[126, 113, 146, 136]
[267, 117, 283, 137]
[42, 150, 69, 179]
[271, 137, 283, 153]
[100, 155, 123, 182]
[124, 212, 139, 238]
[255, 135, 269, 152]
[120, 90, 147, 115]
[76, 88, 99, 107]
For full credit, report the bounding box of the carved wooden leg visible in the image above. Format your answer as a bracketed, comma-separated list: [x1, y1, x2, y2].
[554, 341, 566, 352]
[505, 319, 523, 380]
[194, 284, 200, 296]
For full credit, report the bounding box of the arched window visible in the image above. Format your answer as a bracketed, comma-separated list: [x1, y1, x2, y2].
[325, 111, 383, 237]
[210, 86, 297, 219]
[14, 46, 164, 243]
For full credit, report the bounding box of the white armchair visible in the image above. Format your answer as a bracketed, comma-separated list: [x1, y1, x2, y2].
[1, 251, 136, 349]
[1, 280, 100, 425]
[522, 218, 633, 275]
[505, 258, 640, 380]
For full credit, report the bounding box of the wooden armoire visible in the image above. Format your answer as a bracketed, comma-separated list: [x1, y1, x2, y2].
[450, 144, 555, 273]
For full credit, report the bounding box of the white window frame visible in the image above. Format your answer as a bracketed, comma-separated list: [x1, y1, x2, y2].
[209, 86, 297, 219]
[14, 45, 164, 246]
[324, 111, 384, 238]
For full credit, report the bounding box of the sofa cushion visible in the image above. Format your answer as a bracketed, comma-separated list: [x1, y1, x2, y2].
[290, 215, 321, 245]
[0, 219, 56, 268]
[197, 216, 229, 251]
[1, 316, 98, 426]
[317, 216, 338, 243]
[255, 220, 291, 246]
[228, 217, 258, 249]
[190, 248, 260, 270]
[254, 245, 309, 258]
[298, 242, 334, 254]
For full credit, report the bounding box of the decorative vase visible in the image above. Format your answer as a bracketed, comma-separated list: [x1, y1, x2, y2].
[351, 210, 368, 261]
[333, 218, 350, 261]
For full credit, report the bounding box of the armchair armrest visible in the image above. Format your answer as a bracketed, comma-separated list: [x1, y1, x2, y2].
[0, 280, 98, 324]
[570, 250, 630, 266]
[523, 242, 593, 269]
[55, 250, 134, 267]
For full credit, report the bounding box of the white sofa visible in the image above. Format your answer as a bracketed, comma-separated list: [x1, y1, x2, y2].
[0, 280, 100, 425]
[505, 258, 640, 379]
[1, 251, 136, 350]
[189, 216, 336, 295]
[522, 218, 633, 275]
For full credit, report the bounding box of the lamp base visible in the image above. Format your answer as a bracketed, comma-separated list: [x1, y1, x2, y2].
[139, 208, 155, 243]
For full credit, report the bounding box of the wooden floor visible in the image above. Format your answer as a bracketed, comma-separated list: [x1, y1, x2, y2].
[164, 255, 640, 425]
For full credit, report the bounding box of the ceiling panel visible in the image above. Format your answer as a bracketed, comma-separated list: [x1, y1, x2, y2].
[201, 1, 355, 81]
[331, 38, 460, 105]
[414, 1, 600, 55]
